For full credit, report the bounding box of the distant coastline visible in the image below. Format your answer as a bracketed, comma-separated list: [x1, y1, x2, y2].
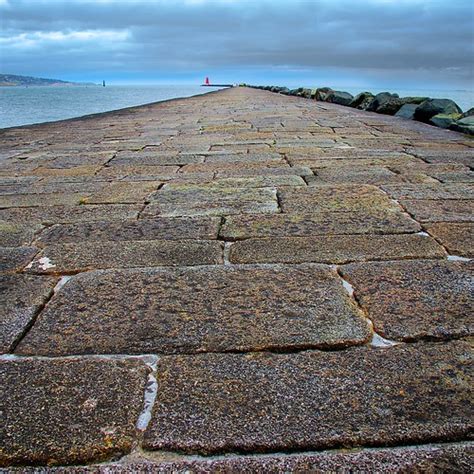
[0, 73, 96, 87]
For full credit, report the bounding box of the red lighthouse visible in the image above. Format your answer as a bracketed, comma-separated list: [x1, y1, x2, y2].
[205, 77, 210, 85]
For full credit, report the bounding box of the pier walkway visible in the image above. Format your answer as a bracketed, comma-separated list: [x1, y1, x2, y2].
[1, 87, 473, 471]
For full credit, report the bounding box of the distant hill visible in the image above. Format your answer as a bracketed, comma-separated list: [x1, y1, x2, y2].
[0, 74, 96, 87]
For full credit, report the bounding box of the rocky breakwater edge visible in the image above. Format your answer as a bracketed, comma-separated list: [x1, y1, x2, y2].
[248, 85, 474, 135]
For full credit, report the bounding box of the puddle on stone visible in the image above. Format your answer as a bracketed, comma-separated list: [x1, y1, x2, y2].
[416, 231, 430, 237]
[223, 241, 234, 265]
[371, 332, 399, 348]
[447, 255, 471, 262]
[136, 372, 158, 431]
[53, 276, 71, 293]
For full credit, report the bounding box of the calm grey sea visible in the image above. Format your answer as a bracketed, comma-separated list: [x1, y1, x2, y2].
[0, 84, 472, 129]
[0, 85, 224, 129]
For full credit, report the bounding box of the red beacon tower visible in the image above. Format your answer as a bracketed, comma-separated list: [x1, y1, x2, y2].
[205, 77, 210, 85]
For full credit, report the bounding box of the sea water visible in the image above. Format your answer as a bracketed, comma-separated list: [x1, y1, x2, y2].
[0, 85, 225, 129]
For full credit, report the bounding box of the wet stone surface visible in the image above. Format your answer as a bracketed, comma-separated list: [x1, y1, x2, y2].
[341, 259, 473, 341]
[16, 264, 370, 355]
[0, 357, 149, 466]
[143, 340, 472, 454]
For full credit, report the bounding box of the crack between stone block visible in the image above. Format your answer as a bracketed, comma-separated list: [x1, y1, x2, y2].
[334, 266, 399, 349]
[8, 276, 69, 353]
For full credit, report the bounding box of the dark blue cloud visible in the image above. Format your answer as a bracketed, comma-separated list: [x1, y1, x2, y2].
[0, 0, 472, 88]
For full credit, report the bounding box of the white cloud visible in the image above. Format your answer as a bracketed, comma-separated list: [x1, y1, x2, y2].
[0, 29, 130, 48]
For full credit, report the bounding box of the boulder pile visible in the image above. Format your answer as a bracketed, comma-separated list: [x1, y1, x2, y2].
[249, 85, 473, 135]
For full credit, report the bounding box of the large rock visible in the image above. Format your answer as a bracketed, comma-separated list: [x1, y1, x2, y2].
[300, 88, 313, 98]
[430, 113, 462, 129]
[395, 103, 418, 119]
[366, 92, 399, 112]
[450, 115, 474, 135]
[349, 92, 375, 109]
[461, 107, 474, 118]
[376, 97, 429, 116]
[279, 87, 290, 95]
[414, 98, 462, 123]
[314, 87, 334, 101]
[326, 90, 354, 106]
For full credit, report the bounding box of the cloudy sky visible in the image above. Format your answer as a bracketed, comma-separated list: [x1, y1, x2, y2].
[0, 0, 473, 89]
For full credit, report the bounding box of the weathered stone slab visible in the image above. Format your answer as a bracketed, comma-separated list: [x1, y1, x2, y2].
[221, 212, 420, 239]
[341, 260, 473, 341]
[307, 167, 404, 185]
[204, 152, 281, 163]
[218, 165, 313, 178]
[0, 192, 91, 208]
[31, 442, 474, 472]
[0, 247, 38, 273]
[0, 221, 42, 247]
[401, 199, 474, 222]
[0, 357, 149, 466]
[97, 165, 179, 179]
[38, 217, 221, 245]
[143, 341, 472, 454]
[0, 204, 141, 225]
[26, 240, 223, 273]
[17, 264, 370, 356]
[145, 187, 278, 217]
[163, 175, 306, 190]
[279, 185, 401, 213]
[86, 181, 161, 204]
[229, 234, 444, 264]
[0, 274, 56, 352]
[426, 223, 474, 257]
[382, 183, 474, 200]
[112, 151, 202, 165]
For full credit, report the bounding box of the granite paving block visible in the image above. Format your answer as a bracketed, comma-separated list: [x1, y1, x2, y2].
[221, 211, 420, 239]
[307, 167, 404, 185]
[0, 247, 38, 273]
[204, 152, 281, 163]
[229, 234, 444, 264]
[17, 264, 370, 356]
[98, 165, 179, 179]
[217, 165, 313, 178]
[0, 357, 149, 466]
[26, 240, 223, 273]
[28, 443, 474, 472]
[0, 274, 57, 352]
[38, 217, 221, 244]
[0, 204, 141, 225]
[0, 192, 93, 208]
[279, 185, 401, 213]
[382, 183, 474, 200]
[0, 221, 42, 246]
[400, 199, 474, 222]
[426, 222, 474, 257]
[112, 151, 202, 165]
[341, 260, 473, 341]
[145, 187, 278, 217]
[143, 341, 472, 454]
[87, 181, 161, 204]
[162, 175, 306, 190]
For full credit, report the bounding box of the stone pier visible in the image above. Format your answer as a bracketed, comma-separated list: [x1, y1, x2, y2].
[1, 87, 473, 471]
